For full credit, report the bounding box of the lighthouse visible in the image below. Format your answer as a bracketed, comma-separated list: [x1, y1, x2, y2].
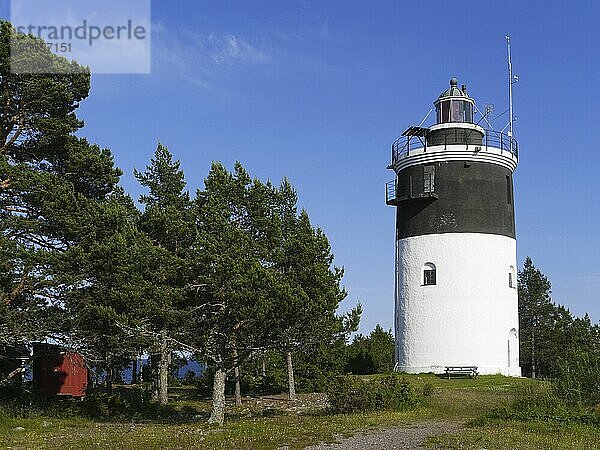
[386, 78, 521, 376]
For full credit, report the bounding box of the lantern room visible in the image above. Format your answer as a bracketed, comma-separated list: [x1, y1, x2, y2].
[434, 77, 474, 124]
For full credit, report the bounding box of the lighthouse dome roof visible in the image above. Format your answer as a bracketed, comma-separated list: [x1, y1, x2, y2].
[437, 77, 470, 100]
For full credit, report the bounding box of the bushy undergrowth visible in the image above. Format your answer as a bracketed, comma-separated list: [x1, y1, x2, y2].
[326, 374, 431, 414]
[553, 352, 600, 407]
[79, 388, 156, 420]
[0, 384, 185, 422]
[479, 352, 600, 427]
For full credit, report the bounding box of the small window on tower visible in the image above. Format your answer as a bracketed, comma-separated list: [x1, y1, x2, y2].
[506, 176, 512, 204]
[423, 263, 437, 286]
[450, 100, 463, 122]
[441, 101, 450, 122]
[464, 102, 473, 123]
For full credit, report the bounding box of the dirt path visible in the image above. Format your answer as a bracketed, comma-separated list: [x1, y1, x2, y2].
[304, 420, 462, 450]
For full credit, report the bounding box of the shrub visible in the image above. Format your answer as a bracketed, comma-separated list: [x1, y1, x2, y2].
[182, 370, 198, 386]
[79, 386, 159, 420]
[480, 377, 600, 428]
[553, 351, 600, 407]
[326, 374, 429, 414]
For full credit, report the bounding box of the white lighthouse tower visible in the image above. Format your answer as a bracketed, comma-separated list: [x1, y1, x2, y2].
[386, 78, 521, 376]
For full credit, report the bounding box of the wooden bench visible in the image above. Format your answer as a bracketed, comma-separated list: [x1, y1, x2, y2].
[444, 366, 478, 379]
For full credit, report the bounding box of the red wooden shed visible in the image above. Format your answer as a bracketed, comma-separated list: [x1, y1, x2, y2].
[32, 344, 88, 398]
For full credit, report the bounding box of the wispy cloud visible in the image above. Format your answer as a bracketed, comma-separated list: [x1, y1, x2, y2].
[152, 23, 271, 89]
[150, 14, 343, 93]
[208, 33, 270, 65]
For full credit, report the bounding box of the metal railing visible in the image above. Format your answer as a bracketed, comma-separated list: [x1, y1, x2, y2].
[386, 173, 438, 205]
[391, 129, 518, 166]
[385, 179, 397, 205]
[391, 135, 427, 163]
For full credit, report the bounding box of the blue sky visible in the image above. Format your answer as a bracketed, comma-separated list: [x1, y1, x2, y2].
[2, 0, 600, 333]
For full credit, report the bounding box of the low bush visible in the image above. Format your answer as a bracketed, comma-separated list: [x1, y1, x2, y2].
[80, 388, 153, 419]
[479, 353, 600, 428]
[553, 351, 600, 408]
[0, 384, 180, 422]
[325, 374, 430, 414]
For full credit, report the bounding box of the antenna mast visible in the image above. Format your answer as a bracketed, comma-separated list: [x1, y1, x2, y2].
[506, 35, 518, 137]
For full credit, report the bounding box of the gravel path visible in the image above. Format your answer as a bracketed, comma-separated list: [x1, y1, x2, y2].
[304, 421, 462, 450]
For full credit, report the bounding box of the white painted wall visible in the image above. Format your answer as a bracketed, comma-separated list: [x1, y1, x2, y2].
[395, 233, 521, 376]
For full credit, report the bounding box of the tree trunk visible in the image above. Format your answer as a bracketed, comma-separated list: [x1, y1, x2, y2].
[208, 368, 226, 426]
[286, 351, 297, 401]
[131, 356, 138, 385]
[158, 330, 170, 405]
[234, 365, 242, 406]
[262, 358, 266, 378]
[0, 367, 24, 385]
[531, 323, 536, 379]
[233, 348, 242, 406]
[106, 353, 113, 395]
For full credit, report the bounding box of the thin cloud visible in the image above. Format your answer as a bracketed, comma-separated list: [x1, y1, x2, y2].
[209, 33, 270, 65]
[152, 24, 271, 88]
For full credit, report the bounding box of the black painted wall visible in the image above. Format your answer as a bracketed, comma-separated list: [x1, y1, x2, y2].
[395, 161, 515, 239]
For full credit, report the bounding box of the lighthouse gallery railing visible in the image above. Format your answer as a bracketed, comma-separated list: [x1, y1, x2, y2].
[391, 129, 518, 166]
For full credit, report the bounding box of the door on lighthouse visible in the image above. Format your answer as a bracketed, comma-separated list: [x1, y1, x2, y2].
[508, 328, 518, 368]
[423, 165, 435, 193]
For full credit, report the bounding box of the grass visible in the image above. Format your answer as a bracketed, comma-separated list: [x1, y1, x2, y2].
[427, 420, 600, 450]
[392, 373, 533, 420]
[0, 407, 423, 449]
[2, 374, 585, 449]
[422, 375, 600, 450]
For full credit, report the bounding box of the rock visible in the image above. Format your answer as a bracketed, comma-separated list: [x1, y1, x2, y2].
[41, 421, 52, 428]
[13, 426, 25, 432]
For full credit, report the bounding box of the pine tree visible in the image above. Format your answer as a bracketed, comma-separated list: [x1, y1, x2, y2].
[269, 179, 360, 400]
[346, 325, 395, 374]
[518, 257, 555, 378]
[133, 143, 193, 404]
[189, 162, 291, 425]
[0, 21, 121, 346]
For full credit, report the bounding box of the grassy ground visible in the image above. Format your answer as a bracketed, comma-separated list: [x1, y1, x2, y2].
[1, 375, 597, 449]
[418, 375, 600, 450]
[0, 408, 423, 449]
[427, 420, 600, 450]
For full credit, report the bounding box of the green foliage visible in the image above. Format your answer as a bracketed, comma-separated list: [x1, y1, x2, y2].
[553, 351, 600, 408]
[479, 383, 600, 429]
[1, 19, 359, 422]
[0, 20, 121, 347]
[518, 257, 555, 378]
[346, 324, 395, 375]
[518, 257, 600, 379]
[326, 374, 429, 414]
[79, 388, 163, 420]
[294, 341, 349, 393]
[238, 351, 288, 395]
[481, 352, 600, 428]
[189, 162, 287, 372]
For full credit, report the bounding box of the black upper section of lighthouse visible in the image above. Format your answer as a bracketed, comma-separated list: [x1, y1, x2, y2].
[395, 161, 516, 239]
[388, 78, 517, 240]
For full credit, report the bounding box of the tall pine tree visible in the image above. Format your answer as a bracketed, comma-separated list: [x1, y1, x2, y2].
[0, 21, 121, 348]
[133, 143, 193, 404]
